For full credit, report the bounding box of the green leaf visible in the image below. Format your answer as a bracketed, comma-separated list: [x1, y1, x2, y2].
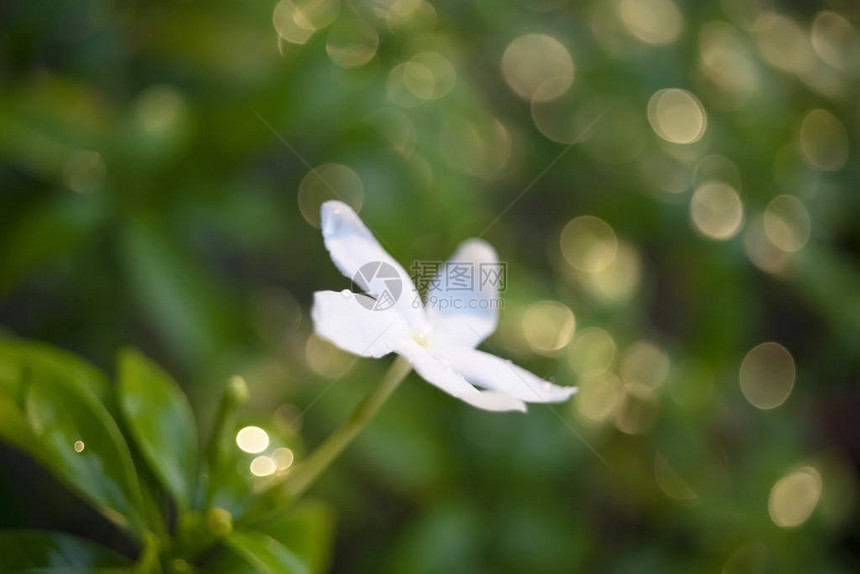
[118, 348, 198, 512]
[257, 501, 335, 574]
[0, 387, 39, 456]
[0, 530, 131, 571]
[25, 371, 148, 535]
[0, 336, 109, 403]
[223, 530, 311, 574]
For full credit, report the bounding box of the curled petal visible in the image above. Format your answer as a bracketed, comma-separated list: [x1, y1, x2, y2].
[441, 347, 577, 403]
[320, 201, 427, 331]
[312, 290, 411, 358]
[394, 340, 527, 412]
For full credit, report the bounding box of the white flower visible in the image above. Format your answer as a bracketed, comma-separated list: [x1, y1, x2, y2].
[311, 201, 577, 412]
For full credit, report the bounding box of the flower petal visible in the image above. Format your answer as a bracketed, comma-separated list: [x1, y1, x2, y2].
[320, 201, 426, 330]
[312, 290, 411, 358]
[426, 239, 501, 349]
[440, 347, 577, 403]
[394, 340, 527, 412]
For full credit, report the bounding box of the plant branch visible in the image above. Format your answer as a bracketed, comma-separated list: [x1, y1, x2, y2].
[282, 356, 412, 501]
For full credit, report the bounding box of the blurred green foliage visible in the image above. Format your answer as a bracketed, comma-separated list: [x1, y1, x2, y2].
[1, 0, 859, 572]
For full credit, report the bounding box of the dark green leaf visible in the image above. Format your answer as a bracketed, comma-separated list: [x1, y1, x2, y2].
[0, 530, 131, 571]
[25, 372, 148, 535]
[0, 336, 109, 403]
[223, 530, 311, 574]
[118, 348, 198, 512]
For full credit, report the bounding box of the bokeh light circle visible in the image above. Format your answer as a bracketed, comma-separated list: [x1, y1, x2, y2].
[522, 300, 576, 355]
[769, 467, 822, 528]
[763, 195, 811, 253]
[648, 88, 707, 144]
[690, 181, 743, 240]
[298, 163, 364, 228]
[560, 216, 618, 273]
[567, 327, 616, 377]
[502, 34, 574, 102]
[799, 109, 849, 171]
[739, 342, 795, 409]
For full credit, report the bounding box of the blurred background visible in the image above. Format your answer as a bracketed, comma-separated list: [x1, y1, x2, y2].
[1, 0, 859, 571]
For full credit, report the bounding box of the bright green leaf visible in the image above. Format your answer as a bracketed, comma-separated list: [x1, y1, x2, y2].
[0, 530, 131, 571]
[0, 388, 40, 457]
[224, 530, 311, 574]
[118, 348, 198, 512]
[25, 371, 148, 536]
[257, 501, 336, 574]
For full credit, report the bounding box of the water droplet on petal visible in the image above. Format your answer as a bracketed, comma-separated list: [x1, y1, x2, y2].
[340, 289, 351, 298]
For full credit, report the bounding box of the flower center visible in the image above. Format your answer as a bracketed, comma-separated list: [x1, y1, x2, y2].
[411, 330, 431, 348]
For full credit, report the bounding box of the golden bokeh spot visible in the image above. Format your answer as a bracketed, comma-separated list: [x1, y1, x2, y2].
[743, 214, 792, 275]
[250, 455, 277, 477]
[560, 216, 618, 273]
[654, 453, 697, 501]
[690, 181, 743, 240]
[620, 340, 670, 389]
[754, 12, 814, 74]
[298, 163, 364, 228]
[739, 342, 795, 409]
[522, 300, 576, 355]
[408, 52, 456, 100]
[811, 11, 860, 70]
[502, 34, 574, 102]
[567, 327, 616, 377]
[763, 195, 811, 253]
[617, 0, 683, 45]
[769, 467, 822, 528]
[236, 426, 270, 454]
[699, 22, 761, 106]
[575, 372, 622, 423]
[293, 0, 340, 32]
[375, 0, 436, 32]
[272, 447, 295, 471]
[799, 109, 849, 171]
[306, 334, 354, 378]
[648, 88, 707, 144]
[387, 63, 426, 108]
[613, 382, 658, 435]
[581, 241, 642, 302]
[402, 60, 436, 99]
[273, 0, 314, 45]
[326, 18, 379, 68]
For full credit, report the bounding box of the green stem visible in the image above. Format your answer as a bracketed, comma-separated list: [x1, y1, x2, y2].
[283, 356, 412, 500]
